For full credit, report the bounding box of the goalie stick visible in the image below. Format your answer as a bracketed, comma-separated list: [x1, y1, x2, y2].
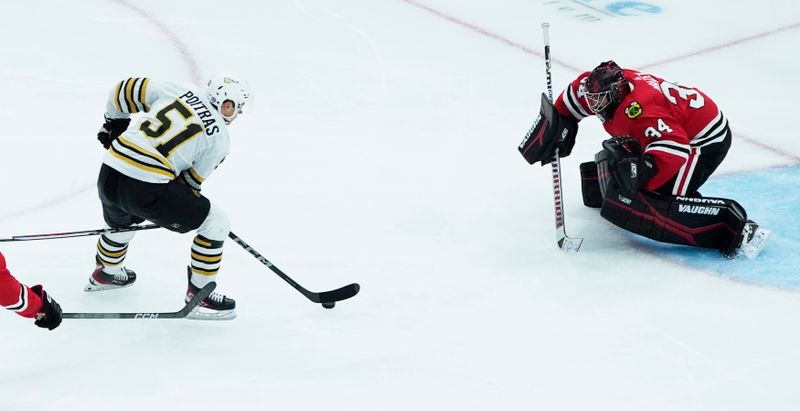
[228, 231, 360, 306]
[541, 23, 583, 253]
[62, 282, 215, 320]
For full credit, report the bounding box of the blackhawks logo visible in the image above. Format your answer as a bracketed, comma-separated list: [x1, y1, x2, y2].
[625, 101, 642, 119]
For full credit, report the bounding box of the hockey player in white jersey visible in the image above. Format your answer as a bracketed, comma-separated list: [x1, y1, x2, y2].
[85, 75, 251, 320]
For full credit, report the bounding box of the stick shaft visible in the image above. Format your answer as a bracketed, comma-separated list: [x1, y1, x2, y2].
[0, 224, 160, 242]
[228, 231, 360, 304]
[540, 22, 583, 252]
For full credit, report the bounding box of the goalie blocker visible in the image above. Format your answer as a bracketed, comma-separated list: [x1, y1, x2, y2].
[518, 93, 578, 165]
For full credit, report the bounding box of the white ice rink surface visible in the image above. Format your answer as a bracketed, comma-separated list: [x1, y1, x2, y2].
[2, 1, 800, 410]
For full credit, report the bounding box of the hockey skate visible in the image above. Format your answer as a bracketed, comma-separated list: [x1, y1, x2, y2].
[185, 267, 236, 320]
[84, 265, 137, 291]
[724, 220, 771, 260]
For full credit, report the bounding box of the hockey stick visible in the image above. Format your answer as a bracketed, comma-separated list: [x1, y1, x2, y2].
[62, 282, 215, 319]
[228, 231, 360, 307]
[541, 23, 583, 253]
[0, 224, 160, 242]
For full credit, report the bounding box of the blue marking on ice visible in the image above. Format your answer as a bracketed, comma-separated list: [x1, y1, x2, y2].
[642, 166, 800, 289]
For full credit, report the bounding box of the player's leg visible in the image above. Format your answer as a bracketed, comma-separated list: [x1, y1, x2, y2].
[185, 204, 235, 319]
[600, 184, 747, 251]
[652, 129, 732, 197]
[594, 133, 769, 258]
[128, 178, 235, 319]
[85, 165, 143, 291]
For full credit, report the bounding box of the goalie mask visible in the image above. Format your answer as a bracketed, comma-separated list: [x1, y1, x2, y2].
[206, 74, 252, 124]
[583, 61, 629, 121]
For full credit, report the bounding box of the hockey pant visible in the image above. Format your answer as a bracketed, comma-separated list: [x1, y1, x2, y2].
[95, 165, 229, 286]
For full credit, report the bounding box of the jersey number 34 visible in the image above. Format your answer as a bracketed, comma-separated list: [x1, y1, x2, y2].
[645, 81, 705, 138]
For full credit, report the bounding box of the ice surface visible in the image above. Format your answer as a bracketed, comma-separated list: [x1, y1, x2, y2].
[1, 1, 800, 410]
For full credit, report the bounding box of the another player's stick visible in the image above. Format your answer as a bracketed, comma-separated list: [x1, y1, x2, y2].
[62, 282, 215, 320]
[541, 23, 583, 253]
[2, 224, 360, 308]
[0, 224, 160, 242]
[228, 231, 360, 308]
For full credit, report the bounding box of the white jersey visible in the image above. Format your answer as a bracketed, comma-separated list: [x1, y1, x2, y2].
[102, 77, 229, 190]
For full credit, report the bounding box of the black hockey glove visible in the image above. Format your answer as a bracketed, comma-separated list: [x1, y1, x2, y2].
[97, 116, 131, 149]
[612, 153, 657, 192]
[518, 93, 578, 166]
[599, 137, 656, 192]
[31, 285, 62, 331]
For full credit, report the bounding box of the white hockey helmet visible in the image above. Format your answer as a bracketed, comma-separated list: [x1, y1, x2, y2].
[205, 74, 251, 124]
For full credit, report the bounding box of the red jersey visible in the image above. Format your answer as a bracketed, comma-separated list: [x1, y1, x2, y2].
[555, 69, 728, 195]
[0, 252, 43, 318]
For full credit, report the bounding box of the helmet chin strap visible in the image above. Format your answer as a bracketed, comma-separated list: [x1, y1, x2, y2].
[221, 114, 237, 125]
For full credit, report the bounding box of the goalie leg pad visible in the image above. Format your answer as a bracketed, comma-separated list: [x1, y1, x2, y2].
[580, 161, 603, 208]
[600, 184, 747, 251]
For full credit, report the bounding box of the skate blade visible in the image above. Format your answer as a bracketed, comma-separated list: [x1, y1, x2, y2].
[83, 281, 135, 292]
[186, 306, 237, 320]
[742, 228, 772, 260]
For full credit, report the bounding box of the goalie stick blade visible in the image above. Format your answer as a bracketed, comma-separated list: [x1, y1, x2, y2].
[62, 283, 216, 320]
[558, 236, 583, 253]
[310, 283, 360, 305]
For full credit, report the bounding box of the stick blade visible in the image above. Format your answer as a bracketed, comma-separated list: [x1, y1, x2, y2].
[178, 282, 217, 316]
[314, 283, 360, 304]
[558, 236, 583, 253]
[62, 282, 217, 320]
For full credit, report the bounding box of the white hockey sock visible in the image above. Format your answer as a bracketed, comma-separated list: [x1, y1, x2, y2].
[189, 234, 223, 288]
[190, 204, 229, 288]
[96, 230, 135, 270]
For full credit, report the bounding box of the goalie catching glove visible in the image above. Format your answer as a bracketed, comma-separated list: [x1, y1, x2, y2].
[518, 93, 578, 166]
[598, 136, 657, 193]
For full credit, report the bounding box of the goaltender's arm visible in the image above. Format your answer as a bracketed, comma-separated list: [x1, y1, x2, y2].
[554, 72, 593, 122]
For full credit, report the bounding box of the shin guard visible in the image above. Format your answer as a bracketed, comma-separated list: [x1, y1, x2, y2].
[580, 161, 603, 208]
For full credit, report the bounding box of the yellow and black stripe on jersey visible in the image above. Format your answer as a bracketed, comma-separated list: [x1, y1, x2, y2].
[180, 168, 205, 192]
[108, 136, 176, 179]
[113, 77, 151, 114]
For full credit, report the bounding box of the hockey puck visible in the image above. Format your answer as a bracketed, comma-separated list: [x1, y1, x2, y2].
[322, 302, 335, 309]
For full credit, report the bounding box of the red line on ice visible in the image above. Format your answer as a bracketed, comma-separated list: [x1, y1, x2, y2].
[396, 0, 800, 163]
[0, 2, 203, 222]
[110, 0, 202, 84]
[638, 21, 800, 70]
[396, 0, 582, 73]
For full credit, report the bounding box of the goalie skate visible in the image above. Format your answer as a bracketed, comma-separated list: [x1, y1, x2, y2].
[738, 221, 771, 260]
[84, 265, 137, 291]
